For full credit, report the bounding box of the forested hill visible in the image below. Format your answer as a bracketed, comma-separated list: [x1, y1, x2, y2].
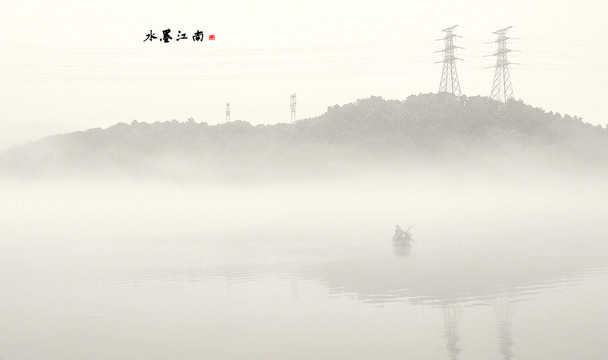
[1, 93, 607, 178]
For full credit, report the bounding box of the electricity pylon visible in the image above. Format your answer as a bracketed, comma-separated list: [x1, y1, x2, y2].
[436, 25, 463, 96]
[290, 93, 296, 123]
[225, 102, 230, 123]
[487, 26, 518, 103]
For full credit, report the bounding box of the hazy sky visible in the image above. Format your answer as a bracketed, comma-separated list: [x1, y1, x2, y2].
[1, 0, 606, 149]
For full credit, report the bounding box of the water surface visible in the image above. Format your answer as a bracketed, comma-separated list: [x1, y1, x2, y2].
[1, 175, 606, 359]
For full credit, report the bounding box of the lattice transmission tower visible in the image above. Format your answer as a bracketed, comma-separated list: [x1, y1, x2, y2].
[290, 93, 296, 123]
[225, 102, 230, 123]
[436, 25, 463, 96]
[487, 26, 518, 103]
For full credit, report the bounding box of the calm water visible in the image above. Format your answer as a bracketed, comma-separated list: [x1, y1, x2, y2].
[1, 176, 607, 359]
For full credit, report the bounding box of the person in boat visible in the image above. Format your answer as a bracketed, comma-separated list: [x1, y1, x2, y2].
[393, 224, 414, 244]
[393, 225, 407, 243]
[395, 225, 404, 235]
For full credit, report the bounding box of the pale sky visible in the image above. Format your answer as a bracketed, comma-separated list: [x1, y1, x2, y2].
[1, 0, 607, 150]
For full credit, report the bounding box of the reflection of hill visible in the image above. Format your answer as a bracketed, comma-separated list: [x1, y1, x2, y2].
[130, 227, 608, 306]
[1, 94, 607, 177]
[306, 246, 608, 306]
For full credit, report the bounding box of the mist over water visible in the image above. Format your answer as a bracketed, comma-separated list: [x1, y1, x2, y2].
[2, 0, 607, 356]
[1, 165, 607, 360]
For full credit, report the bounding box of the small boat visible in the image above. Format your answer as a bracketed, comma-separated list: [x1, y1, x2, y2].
[392, 225, 414, 247]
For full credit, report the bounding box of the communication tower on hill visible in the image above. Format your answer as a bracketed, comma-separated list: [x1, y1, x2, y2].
[290, 93, 297, 123]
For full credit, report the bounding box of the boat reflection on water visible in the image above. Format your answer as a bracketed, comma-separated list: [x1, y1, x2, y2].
[393, 243, 411, 257]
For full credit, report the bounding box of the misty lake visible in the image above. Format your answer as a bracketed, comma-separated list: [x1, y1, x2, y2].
[1, 171, 607, 360]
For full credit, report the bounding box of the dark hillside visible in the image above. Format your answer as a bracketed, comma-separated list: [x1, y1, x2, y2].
[1, 93, 606, 178]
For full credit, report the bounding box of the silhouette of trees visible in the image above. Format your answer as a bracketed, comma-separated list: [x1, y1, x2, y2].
[1, 93, 607, 177]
